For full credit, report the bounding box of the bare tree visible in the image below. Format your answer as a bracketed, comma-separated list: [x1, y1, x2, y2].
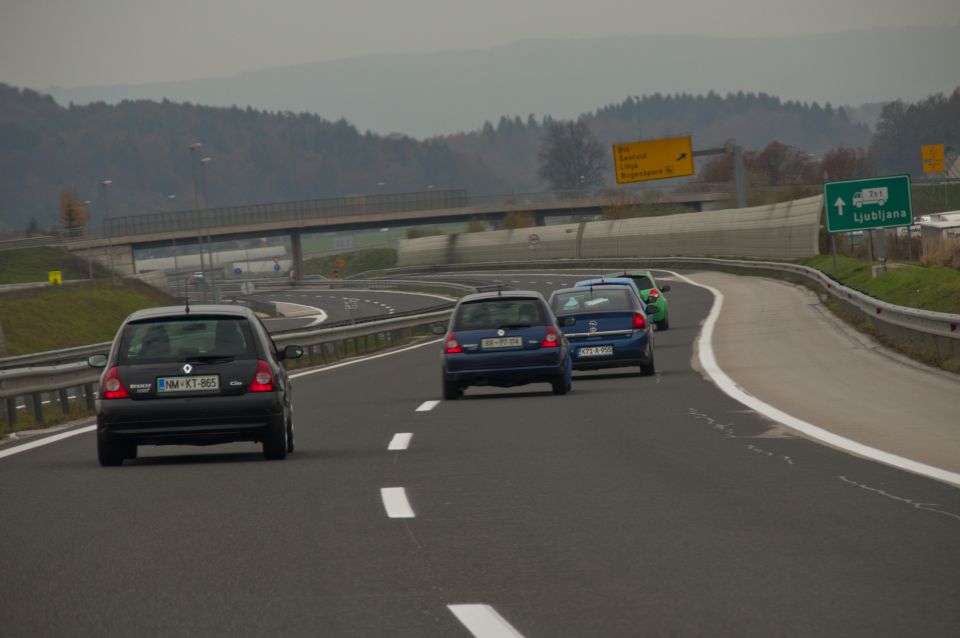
[537, 120, 606, 194]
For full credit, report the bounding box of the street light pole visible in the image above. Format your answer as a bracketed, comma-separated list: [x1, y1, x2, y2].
[188, 142, 206, 288]
[198, 156, 218, 301]
[100, 179, 115, 283]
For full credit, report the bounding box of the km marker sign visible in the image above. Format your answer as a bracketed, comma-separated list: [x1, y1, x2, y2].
[823, 175, 912, 233]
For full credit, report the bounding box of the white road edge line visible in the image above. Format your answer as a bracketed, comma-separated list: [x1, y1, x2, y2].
[667, 269, 960, 489]
[388, 433, 413, 451]
[380, 487, 415, 518]
[290, 338, 442, 379]
[0, 424, 96, 460]
[448, 604, 526, 638]
[416, 400, 440, 412]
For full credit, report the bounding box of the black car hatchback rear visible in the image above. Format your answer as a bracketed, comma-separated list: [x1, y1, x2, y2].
[89, 304, 302, 465]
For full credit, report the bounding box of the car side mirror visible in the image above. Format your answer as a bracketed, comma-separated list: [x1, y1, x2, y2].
[561, 316, 576, 327]
[88, 354, 108, 368]
[661, 285, 671, 293]
[431, 325, 446, 335]
[282, 345, 304, 360]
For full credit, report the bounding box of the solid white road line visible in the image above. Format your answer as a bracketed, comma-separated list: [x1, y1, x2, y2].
[0, 424, 96, 460]
[667, 270, 960, 489]
[380, 487, 415, 518]
[289, 338, 442, 379]
[448, 604, 526, 638]
[388, 433, 413, 451]
[416, 400, 440, 412]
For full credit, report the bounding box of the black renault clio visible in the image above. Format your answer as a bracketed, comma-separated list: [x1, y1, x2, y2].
[88, 304, 303, 466]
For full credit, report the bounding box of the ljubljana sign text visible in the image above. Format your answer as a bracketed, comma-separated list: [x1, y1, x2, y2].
[823, 175, 912, 233]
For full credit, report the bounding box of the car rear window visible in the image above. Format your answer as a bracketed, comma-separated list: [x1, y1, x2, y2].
[629, 275, 654, 290]
[117, 316, 258, 364]
[552, 289, 634, 313]
[454, 299, 547, 330]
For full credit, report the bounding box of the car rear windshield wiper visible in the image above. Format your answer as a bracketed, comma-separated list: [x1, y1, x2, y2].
[183, 355, 235, 364]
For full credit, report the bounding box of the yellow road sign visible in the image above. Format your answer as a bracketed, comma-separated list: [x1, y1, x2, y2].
[48, 270, 62, 285]
[921, 144, 945, 173]
[334, 258, 348, 268]
[613, 136, 695, 184]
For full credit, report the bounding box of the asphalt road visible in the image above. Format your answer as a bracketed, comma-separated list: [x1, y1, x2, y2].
[254, 287, 453, 331]
[1, 271, 958, 637]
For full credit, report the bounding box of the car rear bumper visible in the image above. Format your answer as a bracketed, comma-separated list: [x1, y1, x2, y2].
[444, 362, 566, 388]
[569, 335, 651, 370]
[96, 392, 284, 445]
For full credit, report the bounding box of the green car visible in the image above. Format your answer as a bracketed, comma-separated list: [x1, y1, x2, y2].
[612, 270, 671, 330]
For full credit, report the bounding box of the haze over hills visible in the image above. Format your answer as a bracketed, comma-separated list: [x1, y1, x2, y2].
[45, 25, 960, 138]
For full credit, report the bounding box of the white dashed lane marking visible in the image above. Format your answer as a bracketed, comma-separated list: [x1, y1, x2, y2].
[380, 487, 415, 518]
[448, 604, 526, 638]
[416, 400, 440, 412]
[388, 433, 413, 451]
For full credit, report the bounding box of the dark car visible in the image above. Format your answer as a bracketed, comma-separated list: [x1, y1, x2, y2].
[88, 304, 303, 465]
[440, 291, 572, 399]
[549, 284, 656, 375]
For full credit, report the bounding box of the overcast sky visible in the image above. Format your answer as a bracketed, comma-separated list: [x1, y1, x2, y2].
[1, 0, 958, 89]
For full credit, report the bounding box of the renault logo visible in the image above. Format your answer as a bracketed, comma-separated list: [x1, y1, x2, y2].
[182, 363, 193, 374]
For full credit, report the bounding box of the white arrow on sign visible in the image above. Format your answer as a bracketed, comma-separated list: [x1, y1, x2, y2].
[834, 197, 846, 216]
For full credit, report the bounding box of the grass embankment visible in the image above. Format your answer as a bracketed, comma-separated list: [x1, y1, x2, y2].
[0, 280, 176, 355]
[302, 248, 398, 278]
[0, 246, 109, 284]
[798, 256, 960, 315]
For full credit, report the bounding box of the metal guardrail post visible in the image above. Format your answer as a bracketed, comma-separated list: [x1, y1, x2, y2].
[58, 389, 70, 415]
[4, 397, 16, 428]
[31, 393, 44, 424]
[84, 384, 96, 410]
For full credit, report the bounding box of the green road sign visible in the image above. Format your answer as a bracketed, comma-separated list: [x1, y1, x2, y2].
[823, 175, 912, 233]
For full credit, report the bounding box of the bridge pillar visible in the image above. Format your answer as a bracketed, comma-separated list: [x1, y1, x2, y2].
[290, 232, 304, 281]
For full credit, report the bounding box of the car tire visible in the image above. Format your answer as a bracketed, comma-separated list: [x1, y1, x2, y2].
[285, 413, 295, 454]
[552, 357, 572, 395]
[640, 351, 656, 376]
[656, 315, 670, 331]
[263, 417, 288, 460]
[443, 377, 462, 400]
[97, 431, 124, 467]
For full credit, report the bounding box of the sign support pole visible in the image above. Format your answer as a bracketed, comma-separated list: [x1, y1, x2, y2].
[733, 145, 747, 208]
[831, 234, 837, 274]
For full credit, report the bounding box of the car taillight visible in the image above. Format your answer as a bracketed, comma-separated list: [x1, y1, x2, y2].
[647, 289, 660, 299]
[248, 360, 275, 392]
[632, 313, 647, 331]
[102, 367, 129, 399]
[542, 326, 560, 347]
[444, 333, 463, 354]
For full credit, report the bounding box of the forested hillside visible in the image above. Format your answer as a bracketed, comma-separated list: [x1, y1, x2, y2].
[1, 83, 955, 235]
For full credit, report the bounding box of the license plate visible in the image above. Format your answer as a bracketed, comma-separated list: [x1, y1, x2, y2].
[481, 336, 523, 349]
[578, 345, 613, 357]
[157, 374, 220, 393]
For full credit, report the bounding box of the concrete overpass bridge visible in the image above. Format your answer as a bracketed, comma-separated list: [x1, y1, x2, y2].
[68, 187, 729, 278]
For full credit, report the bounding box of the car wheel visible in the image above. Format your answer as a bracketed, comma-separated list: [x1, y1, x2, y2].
[640, 351, 656, 376]
[263, 417, 288, 460]
[552, 357, 572, 395]
[442, 377, 462, 400]
[97, 431, 124, 467]
[656, 315, 670, 331]
[285, 413, 295, 454]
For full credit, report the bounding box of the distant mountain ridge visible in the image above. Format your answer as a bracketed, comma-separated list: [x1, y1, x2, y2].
[45, 25, 960, 138]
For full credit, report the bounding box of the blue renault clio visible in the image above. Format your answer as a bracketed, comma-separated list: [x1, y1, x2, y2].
[440, 291, 572, 399]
